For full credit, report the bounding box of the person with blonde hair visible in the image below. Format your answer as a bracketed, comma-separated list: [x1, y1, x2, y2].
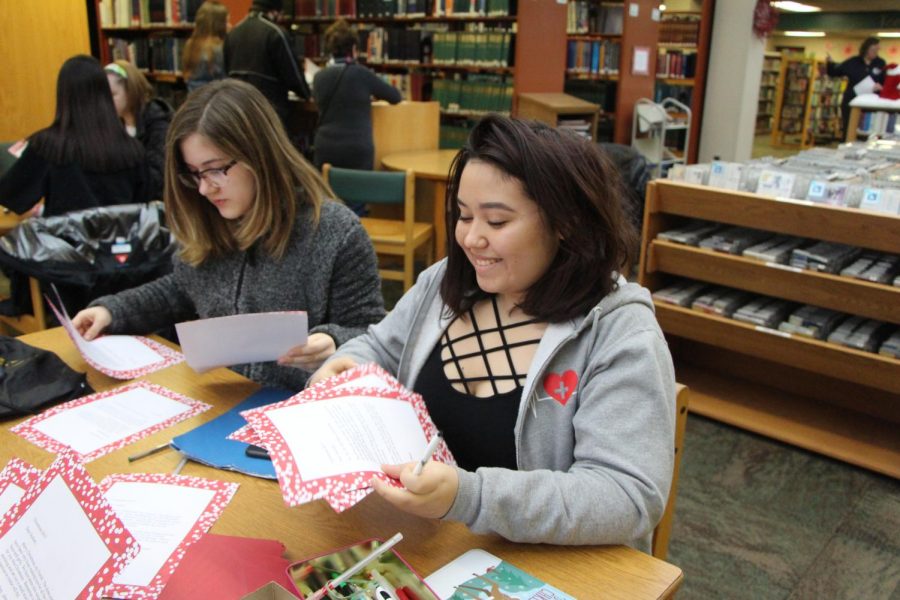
[182, 1, 229, 91]
[105, 60, 173, 199]
[73, 79, 385, 390]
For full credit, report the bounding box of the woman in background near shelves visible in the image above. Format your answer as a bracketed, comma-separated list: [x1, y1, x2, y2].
[106, 60, 173, 200]
[182, 1, 229, 92]
[826, 37, 886, 142]
[310, 115, 676, 549]
[313, 19, 402, 216]
[0, 55, 148, 217]
[72, 79, 385, 391]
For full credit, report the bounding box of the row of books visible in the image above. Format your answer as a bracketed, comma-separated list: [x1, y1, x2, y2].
[304, 0, 515, 17]
[566, 40, 620, 75]
[440, 122, 475, 148]
[859, 112, 899, 137]
[377, 71, 427, 100]
[98, 0, 202, 27]
[653, 278, 900, 357]
[107, 36, 186, 74]
[658, 16, 700, 46]
[656, 49, 697, 79]
[431, 76, 513, 115]
[431, 30, 513, 66]
[657, 220, 900, 282]
[566, 1, 623, 35]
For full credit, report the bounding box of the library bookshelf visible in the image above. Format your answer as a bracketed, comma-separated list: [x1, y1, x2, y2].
[755, 51, 781, 135]
[638, 180, 900, 478]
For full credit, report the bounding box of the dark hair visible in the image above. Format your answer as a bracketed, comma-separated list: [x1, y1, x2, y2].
[441, 114, 637, 322]
[325, 19, 357, 58]
[859, 37, 880, 58]
[29, 55, 144, 172]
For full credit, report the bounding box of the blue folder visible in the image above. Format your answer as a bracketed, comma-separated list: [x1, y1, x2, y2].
[171, 387, 294, 480]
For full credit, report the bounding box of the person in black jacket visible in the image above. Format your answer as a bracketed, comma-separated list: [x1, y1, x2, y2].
[826, 37, 886, 141]
[106, 60, 173, 200]
[223, 0, 310, 126]
[0, 55, 148, 217]
[313, 19, 401, 215]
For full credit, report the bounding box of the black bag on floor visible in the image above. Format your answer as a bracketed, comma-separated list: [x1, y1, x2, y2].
[0, 336, 92, 418]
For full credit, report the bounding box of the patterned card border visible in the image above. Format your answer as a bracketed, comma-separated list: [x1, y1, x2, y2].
[0, 458, 41, 513]
[248, 385, 454, 513]
[47, 298, 184, 380]
[100, 473, 238, 600]
[0, 452, 140, 599]
[11, 381, 211, 462]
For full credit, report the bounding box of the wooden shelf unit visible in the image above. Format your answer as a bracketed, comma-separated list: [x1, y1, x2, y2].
[516, 92, 600, 141]
[639, 180, 900, 478]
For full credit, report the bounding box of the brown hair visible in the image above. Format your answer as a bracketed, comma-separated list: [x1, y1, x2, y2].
[441, 114, 637, 322]
[324, 19, 357, 58]
[859, 37, 880, 58]
[108, 59, 154, 122]
[182, 1, 228, 80]
[163, 79, 333, 265]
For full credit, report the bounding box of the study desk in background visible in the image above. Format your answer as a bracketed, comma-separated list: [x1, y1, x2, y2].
[4, 327, 684, 599]
[382, 149, 458, 262]
[846, 93, 900, 142]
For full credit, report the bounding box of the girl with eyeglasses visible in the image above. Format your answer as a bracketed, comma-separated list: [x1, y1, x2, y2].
[72, 79, 386, 390]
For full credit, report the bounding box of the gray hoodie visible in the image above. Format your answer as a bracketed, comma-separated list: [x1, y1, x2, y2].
[332, 261, 676, 551]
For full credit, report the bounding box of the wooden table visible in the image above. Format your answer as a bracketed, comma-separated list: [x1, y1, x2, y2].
[382, 149, 459, 261]
[5, 328, 684, 599]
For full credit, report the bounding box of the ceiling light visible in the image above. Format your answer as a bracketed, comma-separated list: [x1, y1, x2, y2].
[784, 31, 826, 37]
[877, 32, 900, 38]
[771, 1, 821, 12]
[659, 3, 667, 11]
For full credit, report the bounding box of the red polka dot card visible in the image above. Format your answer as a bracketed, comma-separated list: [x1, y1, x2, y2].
[0, 458, 41, 519]
[0, 452, 140, 599]
[99, 473, 238, 600]
[46, 291, 184, 380]
[241, 378, 454, 513]
[12, 381, 211, 462]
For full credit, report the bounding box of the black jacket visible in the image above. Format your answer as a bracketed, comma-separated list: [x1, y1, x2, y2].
[827, 55, 887, 107]
[136, 98, 173, 200]
[223, 12, 310, 122]
[0, 145, 149, 217]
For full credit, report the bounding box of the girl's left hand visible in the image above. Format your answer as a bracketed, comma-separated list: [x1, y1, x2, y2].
[372, 461, 459, 519]
[277, 333, 336, 371]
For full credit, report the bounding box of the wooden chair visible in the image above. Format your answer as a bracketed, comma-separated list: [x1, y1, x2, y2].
[652, 383, 690, 561]
[323, 164, 433, 292]
[0, 276, 48, 335]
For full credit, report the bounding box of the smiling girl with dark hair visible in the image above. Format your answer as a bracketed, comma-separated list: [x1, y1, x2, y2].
[312, 114, 676, 550]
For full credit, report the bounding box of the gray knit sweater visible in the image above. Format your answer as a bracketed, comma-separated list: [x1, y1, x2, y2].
[91, 200, 385, 389]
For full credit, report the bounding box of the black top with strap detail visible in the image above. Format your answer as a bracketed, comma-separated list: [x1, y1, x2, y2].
[413, 296, 542, 472]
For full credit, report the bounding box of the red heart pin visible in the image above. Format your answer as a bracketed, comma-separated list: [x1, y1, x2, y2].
[542, 370, 578, 406]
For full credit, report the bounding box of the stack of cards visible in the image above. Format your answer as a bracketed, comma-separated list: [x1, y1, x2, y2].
[0, 453, 237, 599]
[228, 364, 455, 513]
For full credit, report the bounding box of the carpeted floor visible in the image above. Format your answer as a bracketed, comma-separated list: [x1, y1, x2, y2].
[668, 415, 900, 599]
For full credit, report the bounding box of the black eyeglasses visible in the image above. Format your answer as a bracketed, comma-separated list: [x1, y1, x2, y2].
[178, 160, 238, 189]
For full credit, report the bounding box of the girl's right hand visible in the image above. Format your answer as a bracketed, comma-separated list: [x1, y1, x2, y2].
[71, 307, 113, 341]
[308, 356, 359, 387]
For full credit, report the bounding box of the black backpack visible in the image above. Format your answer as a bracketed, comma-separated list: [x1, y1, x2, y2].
[0, 336, 92, 418]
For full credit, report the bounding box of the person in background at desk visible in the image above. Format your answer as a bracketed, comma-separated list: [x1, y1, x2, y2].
[311, 115, 676, 549]
[106, 60, 174, 200]
[313, 19, 402, 216]
[224, 0, 310, 127]
[826, 37, 886, 142]
[72, 79, 385, 390]
[0, 55, 148, 217]
[182, 0, 229, 93]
